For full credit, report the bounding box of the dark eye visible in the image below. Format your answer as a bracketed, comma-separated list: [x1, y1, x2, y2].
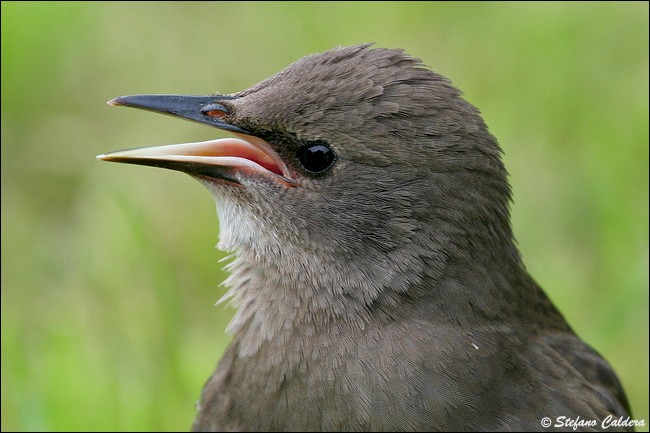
[297, 141, 336, 174]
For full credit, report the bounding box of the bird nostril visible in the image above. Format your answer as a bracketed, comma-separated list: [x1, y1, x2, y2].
[201, 102, 231, 120]
[204, 109, 227, 119]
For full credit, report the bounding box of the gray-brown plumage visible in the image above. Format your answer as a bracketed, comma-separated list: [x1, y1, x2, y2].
[99, 44, 631, 431]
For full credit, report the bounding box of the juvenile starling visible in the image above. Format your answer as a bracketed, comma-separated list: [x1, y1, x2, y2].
[99, 45, 631, 431]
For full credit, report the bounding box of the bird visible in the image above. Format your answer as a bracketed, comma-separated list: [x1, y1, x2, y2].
[98, 44, 632, 431]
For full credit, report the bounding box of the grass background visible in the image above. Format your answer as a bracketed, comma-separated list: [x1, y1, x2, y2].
[2, 1, 648, 431]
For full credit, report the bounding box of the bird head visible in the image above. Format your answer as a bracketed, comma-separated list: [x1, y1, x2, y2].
[99, 45, 519, 327]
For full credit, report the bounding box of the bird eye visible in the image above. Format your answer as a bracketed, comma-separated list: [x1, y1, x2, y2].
[297, 141, 336, 174]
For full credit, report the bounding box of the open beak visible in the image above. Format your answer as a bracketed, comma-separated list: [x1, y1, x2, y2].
[98, 94, 294, 186]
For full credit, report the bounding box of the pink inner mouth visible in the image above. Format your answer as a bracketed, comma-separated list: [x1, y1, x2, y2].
[194, 138, 284, 177]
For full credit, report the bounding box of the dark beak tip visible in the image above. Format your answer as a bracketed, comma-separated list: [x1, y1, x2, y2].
[107, 95, 140, 107]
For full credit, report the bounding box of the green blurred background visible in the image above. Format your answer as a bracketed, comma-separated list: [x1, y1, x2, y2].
[2, 1, 648, 431]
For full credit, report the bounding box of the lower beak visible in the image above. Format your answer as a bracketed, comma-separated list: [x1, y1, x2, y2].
[99, 94, 293, 185]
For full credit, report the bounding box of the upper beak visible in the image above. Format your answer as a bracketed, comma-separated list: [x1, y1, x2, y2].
[98, 94, 293, 185]
[106, 94, 250, 134]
